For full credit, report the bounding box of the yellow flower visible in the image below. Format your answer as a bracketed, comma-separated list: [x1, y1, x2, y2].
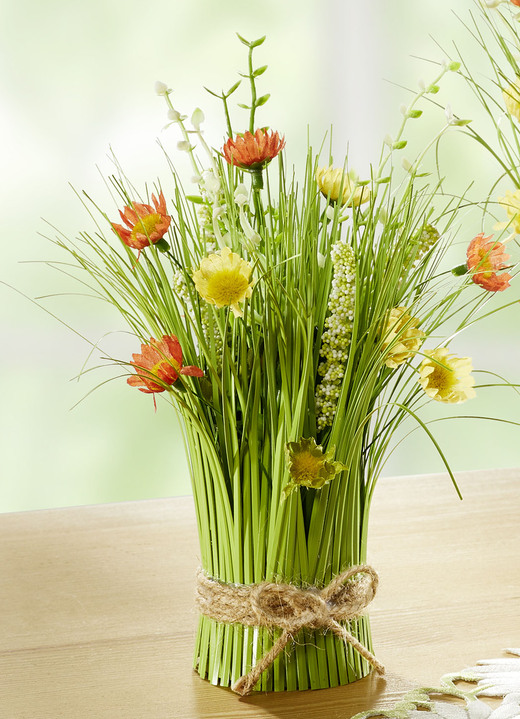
[192, 247, 254, 318]
[283, 437, 345, 498]
[316, 166, 370, 207]
[496, 189, 520, 234]
[418, 348, 476, 404]
[503, 80, 520, 123]
[381, 307, 425, 368]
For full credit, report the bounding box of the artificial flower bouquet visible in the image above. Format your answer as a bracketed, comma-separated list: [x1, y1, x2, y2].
[47, 3, 519, 696]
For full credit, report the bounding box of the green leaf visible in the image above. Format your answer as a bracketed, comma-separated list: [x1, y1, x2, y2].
[393, 140, 407, 150]
[236, 32, 250, 47]
[238, 103, 250, 110]
[256, 93, 270, 107]
[155, 238, 170, 253]
[451, 263, 468, 277]
[253, 64, 268, 77]
[408, 109, 423, 119]
[226, 80, 241, 96]
[452, 118, 472, 127]
[204, 86, 221, 99]
[250, 35, 266, 48]
[186, 195, 204, 204]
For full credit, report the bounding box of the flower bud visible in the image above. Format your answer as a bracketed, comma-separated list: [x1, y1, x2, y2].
[444, 104, 471, 126]
[234, 184, 249, 207]
[191, 108, 205, 130]
[445, 103, 454, 122]
[168, 108, 181, 122]
[213, 205, 226, 220]
[203, 171, 221, 195]
[155, 81, 170, 96]
[325, 205, 335, 221]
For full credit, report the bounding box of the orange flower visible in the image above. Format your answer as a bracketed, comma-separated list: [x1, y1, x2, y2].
[127, 335, 203, 394]
[466, 233, 511, 292]
[511, 0, 520, 6]
[222, 129, 285, 170]
[112, 191, 171, 251]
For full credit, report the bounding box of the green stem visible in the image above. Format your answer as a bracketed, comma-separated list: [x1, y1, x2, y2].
[248, 45, 257, 133]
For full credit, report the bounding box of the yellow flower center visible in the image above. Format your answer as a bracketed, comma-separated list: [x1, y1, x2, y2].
[206, 269, 251, 306]
[428, 364, 454, 394]
[419, 349, 474, 404]
[476, 249, 495, 278]
[290, 451, 322, 483]
[131, 212, 161, 240]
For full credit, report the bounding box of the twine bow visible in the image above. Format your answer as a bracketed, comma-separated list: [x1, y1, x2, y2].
[195, 564, 385, 696]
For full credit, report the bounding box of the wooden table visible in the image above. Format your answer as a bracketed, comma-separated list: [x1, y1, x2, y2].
[1, 468, 519, 718]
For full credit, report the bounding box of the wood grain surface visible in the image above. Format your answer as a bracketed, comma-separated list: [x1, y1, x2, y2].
[1, 468, 519, 718]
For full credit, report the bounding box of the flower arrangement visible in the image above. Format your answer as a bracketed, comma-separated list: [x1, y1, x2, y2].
[45, 3, 519, 696]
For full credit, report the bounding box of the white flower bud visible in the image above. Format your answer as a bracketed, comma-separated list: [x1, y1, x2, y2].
[383, 134, 393, 147]
[155, 81, 170, 96]
[191, 108, 205, 130]
[402, 158, 412, 172]
[248, 232, 261, 247]
[168, 108, 181, 122]
[400, 104, 408, 116]
[444, 103, 471, 126]
[234, 184, 249, 207]
[203, 170, 221, 195]
[213, 205, 226, 220]
[317, 251, 326, 268]
[325, 205, 335, 221]
[177, 140, 192, 152]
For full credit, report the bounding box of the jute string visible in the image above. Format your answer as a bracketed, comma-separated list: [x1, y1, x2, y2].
[195, 564, 385, 696]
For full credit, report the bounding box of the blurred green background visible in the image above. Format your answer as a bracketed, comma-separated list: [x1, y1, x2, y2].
[1, 0, 518, 513]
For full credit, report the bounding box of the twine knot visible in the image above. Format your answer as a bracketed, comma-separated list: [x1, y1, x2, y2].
[195, 564, 385, 696]
[251, 582, 329, 631]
